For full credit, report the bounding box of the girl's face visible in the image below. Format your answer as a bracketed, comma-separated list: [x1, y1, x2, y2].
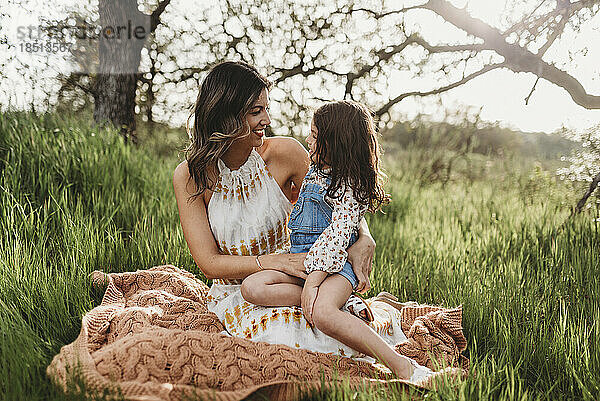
[243, 88, 271, 148]
[307, 119, 318, 156]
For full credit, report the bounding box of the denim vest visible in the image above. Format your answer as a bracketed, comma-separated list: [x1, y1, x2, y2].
[288, 166, 358, 247]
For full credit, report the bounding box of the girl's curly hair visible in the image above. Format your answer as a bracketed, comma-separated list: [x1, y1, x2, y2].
[312, 100, 390, 212]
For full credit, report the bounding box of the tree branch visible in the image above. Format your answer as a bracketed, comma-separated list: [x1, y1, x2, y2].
[60, 73, 96, 96]
[503, 0, 595, 37]
[536, 7, 569, 56]
[411, 35, 488, 53]
[573, 171, 600, 215]
[351, 4, 424, 18]
[150, 0, 171, 33]
[375, 62, 506, 117]
[524, 76, 540, 105]
[504, 0, 553, 37]
[344, 35, 421, 98]
[278, 33, 489, 99]
[420, 0, 600, 109]
[274, 64, 345, 84]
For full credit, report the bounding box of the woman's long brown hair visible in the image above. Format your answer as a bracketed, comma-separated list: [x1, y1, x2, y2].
[185, 61, 271, 201]
[312, 100, 390, 212]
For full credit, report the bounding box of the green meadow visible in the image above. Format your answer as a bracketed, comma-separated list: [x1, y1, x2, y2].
[0, 111, 598, 400]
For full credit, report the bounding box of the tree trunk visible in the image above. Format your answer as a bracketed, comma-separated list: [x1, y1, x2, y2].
[93, 0, 148, 144]
[573, 172, 600, 215]
[146, 56, 156, 137]
[94, 74, 139, 143]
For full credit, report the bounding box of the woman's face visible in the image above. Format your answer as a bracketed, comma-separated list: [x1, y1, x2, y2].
[243, 88, 271, 148]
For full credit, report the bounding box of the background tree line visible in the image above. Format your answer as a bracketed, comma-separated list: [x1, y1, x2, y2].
[1, 0, 599, 206]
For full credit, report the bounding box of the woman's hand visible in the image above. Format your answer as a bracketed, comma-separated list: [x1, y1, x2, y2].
[347, 234, 375, 294]
[263, 253, 308, 280]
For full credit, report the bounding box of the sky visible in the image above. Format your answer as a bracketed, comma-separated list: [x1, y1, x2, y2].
[1, 0, 599, 134]
[388, 0, 600, 133]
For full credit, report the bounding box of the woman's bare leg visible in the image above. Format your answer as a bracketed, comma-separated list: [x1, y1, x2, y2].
[241, 270, 304, 307]
[311, 275, 415, 379]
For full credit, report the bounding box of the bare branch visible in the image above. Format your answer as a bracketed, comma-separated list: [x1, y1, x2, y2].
[60, 73, 96, 96]
[411, 35, 488, 53]
[503, 0, 552, 37]
[351, 4, 425, 18]
[150, 0, 171, 33]
[536, 10, 568, 56]
[524, 76, 540, 105]
[270, 9, 340, 84]
[375, 62, 506, 117]
[344, 35, 421, 98]
[274, 64, 345, 84]
[275, 28, 490, 99]
[503, 0, 595, 37]
[420, 0, 600, 109]
[558, 170, 600, 230]
[574, 171, 600, 214]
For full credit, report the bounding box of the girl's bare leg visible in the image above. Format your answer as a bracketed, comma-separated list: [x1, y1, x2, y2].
[241, 270, 304, 307]
[311, 275, 415, 379]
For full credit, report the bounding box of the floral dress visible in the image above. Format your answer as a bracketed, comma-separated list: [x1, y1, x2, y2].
[206, 148, 408, 359]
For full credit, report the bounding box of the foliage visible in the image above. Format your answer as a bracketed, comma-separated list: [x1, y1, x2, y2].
[386, 114, 576, 160]
[6, 0, 600, 140]
[0, 111, 598, 401]
[382, 112, 575, 189]
[557, 124, 600, 183]
[0, 111, 195, 400]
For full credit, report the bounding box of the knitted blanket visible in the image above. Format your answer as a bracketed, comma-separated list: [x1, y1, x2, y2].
[47, 265, 467, 400]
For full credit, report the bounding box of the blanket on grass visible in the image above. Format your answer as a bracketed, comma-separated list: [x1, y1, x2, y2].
[47, 265, 468, 400]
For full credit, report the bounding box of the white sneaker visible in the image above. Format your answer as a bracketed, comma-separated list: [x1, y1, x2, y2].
[407, 358, 434, 384]
[342, 294, 374, 323]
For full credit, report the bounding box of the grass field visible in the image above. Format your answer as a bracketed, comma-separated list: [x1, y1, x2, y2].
[0, 111, 598, 401]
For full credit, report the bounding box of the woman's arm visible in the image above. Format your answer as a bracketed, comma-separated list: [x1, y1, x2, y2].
[347, 217, 376, 293]
[173, 162, 307, 280]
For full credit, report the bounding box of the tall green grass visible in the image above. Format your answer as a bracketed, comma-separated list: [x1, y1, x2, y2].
[0, 112, 598, 400]
[0, 112, 195, 400]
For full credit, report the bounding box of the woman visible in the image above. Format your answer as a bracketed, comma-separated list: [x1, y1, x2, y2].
[172, 61, 427, 379]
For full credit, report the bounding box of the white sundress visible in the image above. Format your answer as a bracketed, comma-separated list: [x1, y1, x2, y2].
[205, 148, 408, 359]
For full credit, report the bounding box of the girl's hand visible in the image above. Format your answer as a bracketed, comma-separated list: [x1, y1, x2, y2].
[301, 285, 319, 325]
[347, 234, 375, 294]
[263, 253, 308, 280]
[301, 271, 327, 325]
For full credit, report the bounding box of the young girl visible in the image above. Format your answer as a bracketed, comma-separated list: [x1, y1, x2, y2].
[241, 100, 433, 382]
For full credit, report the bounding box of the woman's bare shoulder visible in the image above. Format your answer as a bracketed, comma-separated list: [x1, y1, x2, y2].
[173, 160, 217, 201]
[259, 136, 308, 164]
[173, 160, 193, 192]
[173, 160, 189, 180]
